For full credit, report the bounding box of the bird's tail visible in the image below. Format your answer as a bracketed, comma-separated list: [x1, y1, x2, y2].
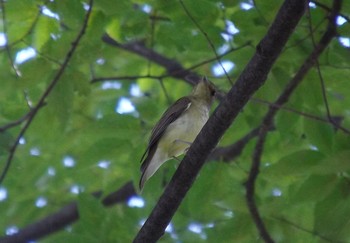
[139, 151, 165, 191]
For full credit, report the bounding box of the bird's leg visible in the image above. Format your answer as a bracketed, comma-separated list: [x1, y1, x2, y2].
[174, 139, 193, 154]
[184, 146, 193, 154]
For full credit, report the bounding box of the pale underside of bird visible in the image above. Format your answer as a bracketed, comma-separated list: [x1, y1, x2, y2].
[139, 80, 215, 190]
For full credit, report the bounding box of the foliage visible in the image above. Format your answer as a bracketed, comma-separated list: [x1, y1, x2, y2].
[0, 0, 350, 242]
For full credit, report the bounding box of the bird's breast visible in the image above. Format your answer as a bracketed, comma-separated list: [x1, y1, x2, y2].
[159, 103, 209, 157]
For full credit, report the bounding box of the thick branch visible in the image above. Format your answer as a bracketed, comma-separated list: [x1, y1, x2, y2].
[0, 181, 136, 243]
[133, 1, 306, 242]
[245, 0, 342, 242]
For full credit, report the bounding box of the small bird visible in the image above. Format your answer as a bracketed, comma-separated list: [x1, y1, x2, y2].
[139, 78, 216, 190]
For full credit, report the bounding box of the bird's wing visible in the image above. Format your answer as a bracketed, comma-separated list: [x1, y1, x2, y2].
[140, 97, 192, 172]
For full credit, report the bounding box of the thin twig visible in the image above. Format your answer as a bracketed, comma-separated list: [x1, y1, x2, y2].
[185, 42, 252, 73]
[147, 9, 156, 76]
[179, 0, 234, 85]
[0, 110, 33, 132]
[0, 0, 94, 185]
[283, 17, 327, 52]
[158, 77, 172, 105]
[21, 39, 62, 66]
[312, 0, 350, 23]
[306, 4, 333, 119]
[252, 97, 349, 134]
[307, 3, 347, 133]
[0, 0, 19, 76]
[251, 98, 329, 124]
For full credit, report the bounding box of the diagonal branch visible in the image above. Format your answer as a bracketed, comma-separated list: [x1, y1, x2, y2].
[0, 0, 94, 185]
[133, 0, 307, 242]
[102, 35, 199, 84]
[208, 126, 264, 162]
[245, 0, 343, 242]
[92, 41, 250, 85]
[101, 35, 248, 101]
[0, 110, 34, 132]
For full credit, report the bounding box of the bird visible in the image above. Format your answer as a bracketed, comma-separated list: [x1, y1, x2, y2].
[139, 78, 216, 190]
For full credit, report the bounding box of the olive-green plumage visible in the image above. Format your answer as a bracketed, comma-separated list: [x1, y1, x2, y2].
[139, 78, 215, 190]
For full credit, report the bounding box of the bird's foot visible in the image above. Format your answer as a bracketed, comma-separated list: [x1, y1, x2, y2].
[172, 156, 182, 162]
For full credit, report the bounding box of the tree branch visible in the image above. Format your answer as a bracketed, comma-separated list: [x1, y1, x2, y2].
[245, 0, 342, 242]
[208, 126, 263, 162]
[0, 181, 136, 243]
[0, 0, 94, 185]
[102, 35, 245, 102]
[133, 0, 306, 242]
[102, 35, 200, 84]
[312, 0, 349, 23]
[0, 110, 34, 132]
[92, 42, 250, 85]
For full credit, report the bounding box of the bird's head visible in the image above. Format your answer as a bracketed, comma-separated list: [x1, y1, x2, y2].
[191, 77, 216, 106]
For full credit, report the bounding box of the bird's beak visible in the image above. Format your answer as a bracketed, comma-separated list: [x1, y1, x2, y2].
[202, 76, 209, 84]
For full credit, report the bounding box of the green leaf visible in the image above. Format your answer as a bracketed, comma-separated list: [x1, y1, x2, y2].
[290, 175, 337, 203]
[81, 114, 140, 142]
[34, 16, 60, 51]
[263, 150, 325, 181]
[94, 0, 132, 16]
[72, 71, 91, 96]
[310, 150, 350, 174]
[50, 0, 85, 29]
[275, 108, 300, 135]
[303, 118, 334, 154]
[19, 58, 54, 89]
[47, 73, 74, 131]
[76, 193, 107, 241]
[254, 0, 281, 22]
[0, 131, 14, 156]
[0, 97, 28, 121]
[338, 23, 350, 38]
[314, 180, 350, 241]
[184, 0, 220, 25]
[6, 0, 37, 41]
